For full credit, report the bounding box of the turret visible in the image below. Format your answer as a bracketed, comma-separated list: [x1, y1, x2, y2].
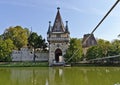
[47, 21, 51, 34]
[65, 21, 70, 34]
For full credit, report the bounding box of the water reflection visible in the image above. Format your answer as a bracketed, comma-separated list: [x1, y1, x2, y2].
[0, 67, 120, 85]
[59, 69, 63, 77]
[45, 79, 49, 85]
[114, 82, 120, 85]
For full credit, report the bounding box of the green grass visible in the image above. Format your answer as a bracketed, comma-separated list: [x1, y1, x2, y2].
[0, 62, 48, 67]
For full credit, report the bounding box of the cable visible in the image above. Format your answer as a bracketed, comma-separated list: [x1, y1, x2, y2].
[66, 0, 120, 63]
[83, 0, 120, 46]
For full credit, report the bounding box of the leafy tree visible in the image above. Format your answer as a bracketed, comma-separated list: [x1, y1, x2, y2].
[0, 35, 2, 40]
[24, 28, 31, 37]
[3, 26, 29, 49]
[28, 32, 39, 49]
[86, 39, 120, 60]
[28, 32, 47, 50]
[64, 38, 83, 62]
[28, 32, 47, 61]
[86, 39, 111, 60]
[0, 39, 15, 61]
[86, 46, 103, 60]
[97, 39, 111, 57]
[108, 39, 120, 56]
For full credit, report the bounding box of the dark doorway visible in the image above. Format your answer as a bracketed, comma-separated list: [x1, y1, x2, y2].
[55, 49, 62, 62]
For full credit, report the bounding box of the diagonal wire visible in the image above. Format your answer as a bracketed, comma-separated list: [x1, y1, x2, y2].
[83, 0, 120, 45]
[66, 0, 120, 63]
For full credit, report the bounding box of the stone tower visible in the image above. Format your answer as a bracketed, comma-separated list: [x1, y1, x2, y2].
[47, 7, 70, 66]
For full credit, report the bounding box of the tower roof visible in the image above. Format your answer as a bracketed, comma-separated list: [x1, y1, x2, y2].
[82, 34, 97, 48]
[47, 21, 51, 34]
[65, 21, 70, 34]
[52, 7, 65, 32]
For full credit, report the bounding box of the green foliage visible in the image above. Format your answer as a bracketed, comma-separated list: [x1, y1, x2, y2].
[86, 46, 103, 60]
[0, 25, 47, 62]
[0, 39, 15, 61]
[3, 26, 29, 49]
[64, 38, 83, 62]
[0, 62, 48, 67]
[108, 39, 120, 55]
[97, 39, 111, 57]
[0, 35, 2, 40]
[86, 39, 120, 60]
[28, 32, 47, 50]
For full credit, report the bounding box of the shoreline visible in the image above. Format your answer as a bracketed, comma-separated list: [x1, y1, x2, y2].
[71, 63, 120, 67]
[0, 62, 120, 67]
[0, 62, 48, 67]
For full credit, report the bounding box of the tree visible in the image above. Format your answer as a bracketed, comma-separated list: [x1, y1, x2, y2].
[64, 38, 83, 62]
[0, 39, 15, 61]
[108, 39, 120, 56]
[28, 32, 47, 50]
[86, 46, 103, 60]
[3, 26, 29, 49]
[86, 39, 111, 60]
[28, 32, 39, 49]
[0, 35, 2, 40]
[28, 32, 47, 61]
[97, 39, 111, 57]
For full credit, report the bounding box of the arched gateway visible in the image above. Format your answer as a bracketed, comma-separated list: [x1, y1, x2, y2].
[47, 7, 70, 66]
[55, 49, 62, 62]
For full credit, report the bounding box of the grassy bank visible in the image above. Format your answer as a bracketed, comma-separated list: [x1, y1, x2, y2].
[1, 62, 119, 67]
[71, 63, 120, 67]
[0, 62, 48, 67]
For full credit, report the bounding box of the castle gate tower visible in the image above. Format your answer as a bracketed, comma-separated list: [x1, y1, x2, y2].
[47, 7, 70, 66]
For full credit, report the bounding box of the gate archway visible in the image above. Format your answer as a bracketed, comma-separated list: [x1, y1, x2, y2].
[55, 49, 62, 62]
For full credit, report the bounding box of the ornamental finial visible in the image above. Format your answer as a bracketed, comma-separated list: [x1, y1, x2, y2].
[57, 7, 60, 10]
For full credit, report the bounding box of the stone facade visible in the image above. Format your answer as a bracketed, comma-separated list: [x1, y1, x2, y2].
[11, 47, 48, 62]
[47, 8, 70, 66]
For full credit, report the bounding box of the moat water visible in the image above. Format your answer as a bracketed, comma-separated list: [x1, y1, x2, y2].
[0, 67, 120, 85]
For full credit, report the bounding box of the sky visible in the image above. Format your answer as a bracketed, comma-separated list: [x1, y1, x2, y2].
[0, 0, 120, 41]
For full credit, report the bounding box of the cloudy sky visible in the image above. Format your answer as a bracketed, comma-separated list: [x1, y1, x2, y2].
[0, 0, 120, 41]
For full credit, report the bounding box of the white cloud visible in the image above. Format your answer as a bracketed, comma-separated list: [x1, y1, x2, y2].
[67, 6, 85, 13]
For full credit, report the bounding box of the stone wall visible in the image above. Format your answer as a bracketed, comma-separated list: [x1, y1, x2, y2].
[11, 48, 49, 62]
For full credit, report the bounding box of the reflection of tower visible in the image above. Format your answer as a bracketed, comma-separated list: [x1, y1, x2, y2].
[47, 7, 70, 66]
[48, 68, 64, 85]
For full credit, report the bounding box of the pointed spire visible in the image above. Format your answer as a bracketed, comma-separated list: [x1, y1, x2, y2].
[49, 21, 51, 27]
[65, 21, 70, 34]
[52, 7, 65, 32]
[66, 21, 68, 28]
[47, 21, 51, 34]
